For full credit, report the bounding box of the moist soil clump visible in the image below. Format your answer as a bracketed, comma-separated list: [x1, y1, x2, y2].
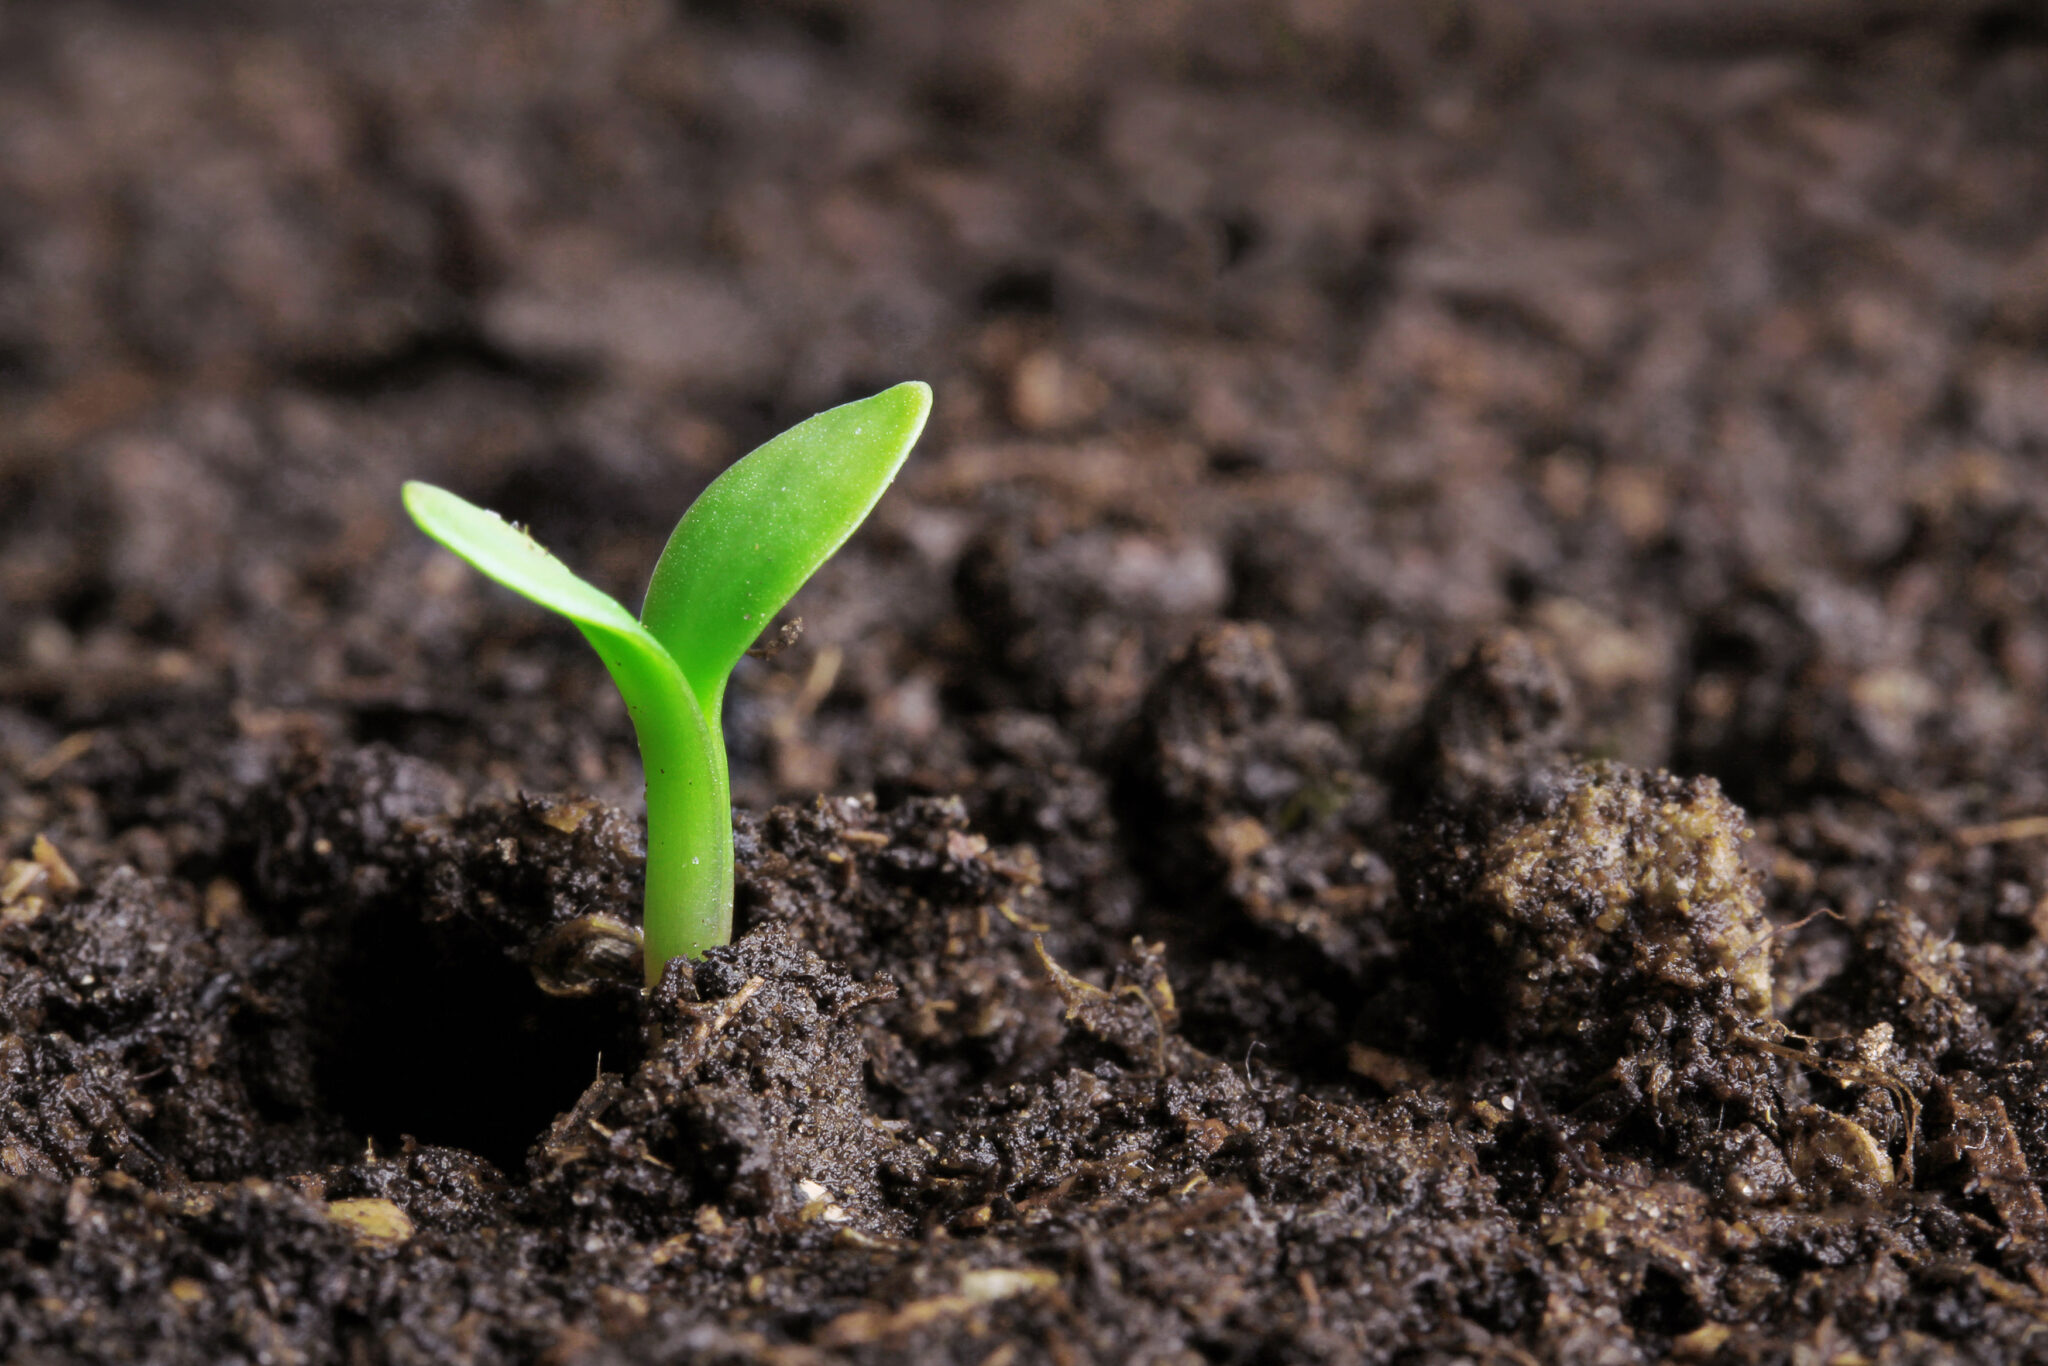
[7, 2, 2048, 1362]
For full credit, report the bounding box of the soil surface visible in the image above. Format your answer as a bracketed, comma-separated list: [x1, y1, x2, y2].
[5, 2, 2048, 1362]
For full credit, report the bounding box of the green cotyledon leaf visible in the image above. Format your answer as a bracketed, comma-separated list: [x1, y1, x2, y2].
[402, 482, 649, 641]
[638, 381, 931, 733]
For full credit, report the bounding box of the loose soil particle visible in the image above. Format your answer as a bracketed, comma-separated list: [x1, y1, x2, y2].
[5, 2, 2048, 1362]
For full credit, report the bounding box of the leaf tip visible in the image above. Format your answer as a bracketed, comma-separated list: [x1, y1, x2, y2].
[888, 379, 934, 425]
[401, 480, 466, 530]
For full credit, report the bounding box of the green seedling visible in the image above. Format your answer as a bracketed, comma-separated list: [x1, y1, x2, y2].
[403, 382, 931, 985]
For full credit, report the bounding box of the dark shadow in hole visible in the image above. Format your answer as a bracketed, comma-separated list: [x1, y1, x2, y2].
[678, 0, 854, 45]
[978, 266, 1058, 315]
[1217, 212, 1260, 268]
[290, 329, 567, 399]
[308, 901, 642, 1175]
[1626, 1265, 1704, 1339]
[1974, 3, 2048, 49]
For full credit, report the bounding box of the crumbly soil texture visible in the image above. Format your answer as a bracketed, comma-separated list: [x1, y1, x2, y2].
[5, 2, 2048, 1362]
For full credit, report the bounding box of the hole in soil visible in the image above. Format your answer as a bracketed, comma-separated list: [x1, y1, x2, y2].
[308, 902, 642, 1175]
[1217, 212, 1261, 268]
[289, 329, 548, 397]
[0, 340, 38, 388]
[1207, 445, 1265, 478]
[1974, 4, 2048, 48]
[1625, 1266, 1703, 1338]
[922, 74, 997, 132]
[978, 266, 1057, 315]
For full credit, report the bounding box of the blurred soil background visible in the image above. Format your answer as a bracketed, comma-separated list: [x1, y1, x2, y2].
[4, 1, 2048, 1362]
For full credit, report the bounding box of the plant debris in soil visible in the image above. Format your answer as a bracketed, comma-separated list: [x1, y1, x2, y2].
[6, 1, 2048, 1362]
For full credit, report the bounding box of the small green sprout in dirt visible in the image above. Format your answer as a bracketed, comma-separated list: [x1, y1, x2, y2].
[403, 382, 931, 985]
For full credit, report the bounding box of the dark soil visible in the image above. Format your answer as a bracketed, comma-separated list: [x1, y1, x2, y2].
[6, 1, 2048, 1361]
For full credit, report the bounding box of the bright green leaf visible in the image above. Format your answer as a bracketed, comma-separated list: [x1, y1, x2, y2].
[640, 381, 931, 729]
